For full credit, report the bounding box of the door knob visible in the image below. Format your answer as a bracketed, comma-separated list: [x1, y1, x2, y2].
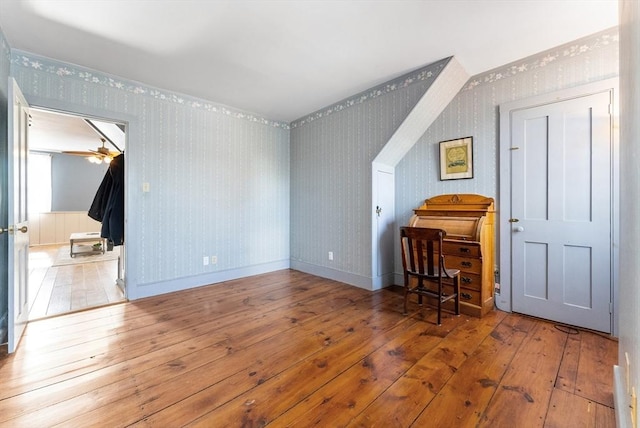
[0, 225, 28, 234]
[515, 226, 525, 232]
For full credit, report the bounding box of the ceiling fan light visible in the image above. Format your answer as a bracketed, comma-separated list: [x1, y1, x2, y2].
[103, 156, 113, 164]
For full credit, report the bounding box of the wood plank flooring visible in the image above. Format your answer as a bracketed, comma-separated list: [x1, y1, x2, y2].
[28, 244, 124, 319]
[0, 269, 617, 427]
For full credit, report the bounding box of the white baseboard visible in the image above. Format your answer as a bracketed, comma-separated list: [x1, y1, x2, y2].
[132, 259, 290, 300]
[614, 365, 632, 428]
[290, 260, 373, 290]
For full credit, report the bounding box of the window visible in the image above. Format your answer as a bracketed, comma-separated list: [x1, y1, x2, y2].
[28, 152, 52, 213]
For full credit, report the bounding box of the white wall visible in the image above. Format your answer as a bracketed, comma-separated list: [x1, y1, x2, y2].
[30, 212, 101, 245]
[617, 1, 640, 426]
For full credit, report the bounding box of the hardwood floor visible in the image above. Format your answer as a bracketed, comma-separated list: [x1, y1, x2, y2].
[0, 269, 617, 427]
[28, 244, 124, 319]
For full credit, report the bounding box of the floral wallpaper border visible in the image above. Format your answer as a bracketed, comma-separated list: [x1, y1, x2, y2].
[10, 50, 290, 130]
[292, 27, 618, 129]
[290, 58, 449, 129]
[10, 26, 618, 131]
[1, 30, 9, 63]
[462, 27, 619, 91]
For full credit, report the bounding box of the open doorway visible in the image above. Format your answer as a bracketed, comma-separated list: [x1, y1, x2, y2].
[27, 108, 126, 319]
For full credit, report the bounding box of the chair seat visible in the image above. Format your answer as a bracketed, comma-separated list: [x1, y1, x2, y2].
[406, 267, 460, 279]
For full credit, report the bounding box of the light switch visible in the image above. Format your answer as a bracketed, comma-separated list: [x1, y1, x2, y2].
[142, 182, 150, 192]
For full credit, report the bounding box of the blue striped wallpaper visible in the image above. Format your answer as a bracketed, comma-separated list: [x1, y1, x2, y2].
[11, 50, 290, 299]
[396, 27, 619, 272]
[290, 59, 448, 285]
[289, 28, 618, 288]
[1, 25, 620, 306]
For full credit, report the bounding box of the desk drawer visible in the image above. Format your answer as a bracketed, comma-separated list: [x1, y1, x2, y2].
[458, 288, 481, 306]
[458, 272, 482, 291]
[442, 255, 482, 275]
[443, 241, 481, 258]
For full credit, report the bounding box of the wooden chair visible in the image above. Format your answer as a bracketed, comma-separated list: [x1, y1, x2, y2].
[400, 226, 461, 325]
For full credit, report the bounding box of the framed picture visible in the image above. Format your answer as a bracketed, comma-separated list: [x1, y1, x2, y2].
[439, 136, 474, 180]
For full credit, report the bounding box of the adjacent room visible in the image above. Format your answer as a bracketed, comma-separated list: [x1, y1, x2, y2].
[27, 108, 126, 318]
[0, 1, 638, 426]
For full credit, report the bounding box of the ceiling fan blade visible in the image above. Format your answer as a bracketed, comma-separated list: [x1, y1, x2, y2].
[88, 149, 120, 157]
[62, 151, 94, 156]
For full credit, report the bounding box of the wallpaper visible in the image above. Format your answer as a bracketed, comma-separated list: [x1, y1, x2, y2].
[0, 24, 622, 311]
[0, 28, 9, 342]
[396, 27, 619, 270]
[290, 59, 448, 285]
[11, 50, 290, 299]
[290, 27, 618, 290]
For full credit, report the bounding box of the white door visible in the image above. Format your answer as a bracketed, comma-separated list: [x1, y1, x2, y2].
[7, 78, 30, 353]
[376, 170, 394, 277]
[511, 91, 612, 333]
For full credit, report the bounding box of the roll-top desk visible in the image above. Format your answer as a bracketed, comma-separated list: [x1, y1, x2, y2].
[408, 194, 495, 317]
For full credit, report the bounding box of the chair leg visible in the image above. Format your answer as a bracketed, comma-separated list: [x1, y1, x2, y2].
[436, 282, 442, 326]
[403, 288, 409, 315]
[454, 276, 460, 316]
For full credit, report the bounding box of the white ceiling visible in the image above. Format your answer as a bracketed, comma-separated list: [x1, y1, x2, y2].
[29, 109, 125, 154]
[0, 0, 618, 123]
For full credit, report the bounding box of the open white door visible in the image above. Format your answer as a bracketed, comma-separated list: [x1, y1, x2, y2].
[7, 78, 30, 353]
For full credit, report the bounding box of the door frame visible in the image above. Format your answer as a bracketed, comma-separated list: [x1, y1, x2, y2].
[27, 105, 129, 299]
[21, 100, 132, 306]
[498, 78, 619, 335]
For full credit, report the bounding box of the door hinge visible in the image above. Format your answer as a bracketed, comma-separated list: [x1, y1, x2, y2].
[509, 147, 520, 151]
[610, 302, 613, 314]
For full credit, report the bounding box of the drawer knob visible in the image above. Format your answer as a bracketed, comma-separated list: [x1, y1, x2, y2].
[461, 261, 472, 268]
[459, 247, 470, 253]
[461, 276, 472, 284]
[461, 293, 473, 300]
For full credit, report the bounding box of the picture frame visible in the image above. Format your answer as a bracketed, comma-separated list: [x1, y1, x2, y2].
[439, 136, 474, 180]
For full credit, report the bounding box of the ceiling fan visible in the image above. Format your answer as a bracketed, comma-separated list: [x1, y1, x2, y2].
[63, 138, 121, 164]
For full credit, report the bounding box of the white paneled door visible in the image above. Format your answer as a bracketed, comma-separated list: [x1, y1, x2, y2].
[376, 169, 395, 278]
[7, 78, 30, 352]
[510, 90, 612, 333]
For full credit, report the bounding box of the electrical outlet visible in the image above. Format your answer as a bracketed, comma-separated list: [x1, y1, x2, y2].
[203, 256, 209, 266]
[328, 251, 333, 261]
[211, 255, 217, 265]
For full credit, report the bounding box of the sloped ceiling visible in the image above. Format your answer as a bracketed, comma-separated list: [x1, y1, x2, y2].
[0, 0, 618, 123]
